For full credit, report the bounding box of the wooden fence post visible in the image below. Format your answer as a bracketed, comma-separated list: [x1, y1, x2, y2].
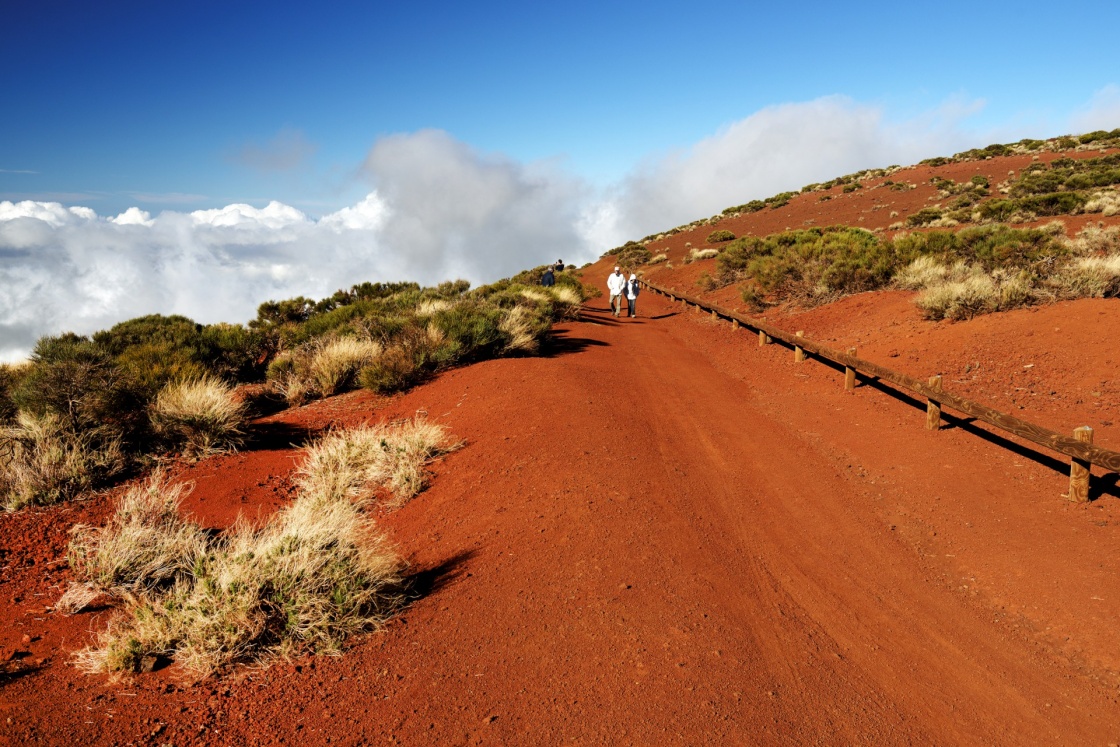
[926, 375, 943, 430]
[1069, 426, 1094, 502]
[759, 330, 770, 346]
[794, 331, 806, 362]
[711, 310, 717, 320]
[845, 348, 857, 392]
[732, 319, 739, 330]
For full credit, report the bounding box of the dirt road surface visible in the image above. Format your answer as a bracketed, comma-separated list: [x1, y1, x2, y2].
[3, 289, 1119, 745]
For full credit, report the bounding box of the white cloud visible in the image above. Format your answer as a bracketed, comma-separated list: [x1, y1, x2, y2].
[1070, 84, 1120, 134]
[0, 134, 599, 362]
[110, 207, 153, 226]
[597, 95, 990, 242]
[0, 91, 1096, 362]
[360, 129, 592, 282]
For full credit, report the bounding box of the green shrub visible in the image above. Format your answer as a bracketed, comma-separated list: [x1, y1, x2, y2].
[429, 301, 504, 364]
[94, 315, 268, 388]
[716, 226, 894, 303]
[615, 243, 651, 269]
[906, 208, 943, 227]
[767, 191, 796, 209]
[970, 175, 990, 188]
[0, 364, 29, 424]
[739, 285, 766, 311]
[12, 334, 149, 450]
[697, 273, 719, 292]
[842, 183, 862, 193]
[707, 229, 736, 243]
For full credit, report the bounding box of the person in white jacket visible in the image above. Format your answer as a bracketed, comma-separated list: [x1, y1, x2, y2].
[606, 266, 626, 317]
[625, 273, 640, 317]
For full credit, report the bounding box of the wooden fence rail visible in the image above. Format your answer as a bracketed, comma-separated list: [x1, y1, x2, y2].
[638, 279, 1119, 501]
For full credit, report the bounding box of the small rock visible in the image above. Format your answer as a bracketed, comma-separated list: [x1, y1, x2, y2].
[20, 634, 31, 646]
[139, 655, 160, 673]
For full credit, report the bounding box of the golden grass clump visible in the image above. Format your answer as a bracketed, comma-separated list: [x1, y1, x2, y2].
[914, 268, 1034, 320]
[1069, 224, 1120, 254]
[647, 252, 668, 264]
[0, 411, 125, 511]
[895, 255, 953, 289]
[415, 298, 453, 317]
[295, 417, 455, 509]
[1051, 255, 1120, 298]
[71, 418, 455, 676]
[551, 286, 582, 307]
[519, 289, 550, 303]
[63, 472, 208, 604]
[150, 377, 247, 457]
[1083, 189, 1120, 217]
[309, 337, 382, 397]
[498, 306, 539, 354]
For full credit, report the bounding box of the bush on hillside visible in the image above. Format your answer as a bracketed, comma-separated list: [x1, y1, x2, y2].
[706, 229, 736, 243]
[12, 334, 149, 450]
[716, 226, 895, 304]
[0, 363, 29, 424]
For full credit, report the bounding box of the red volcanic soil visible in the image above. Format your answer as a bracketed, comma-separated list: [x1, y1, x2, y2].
[2, 279, 1119, 744]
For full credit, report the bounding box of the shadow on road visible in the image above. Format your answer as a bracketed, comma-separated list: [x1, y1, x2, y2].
[243, 420, 319, 452]
[404, 550, 476, 602]
[541, 332, 609, 358]
[852, 374, 1120, 501]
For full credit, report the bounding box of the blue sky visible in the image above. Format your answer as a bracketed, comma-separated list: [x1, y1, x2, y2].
[1, 0, 1119, 359]
[5, 0, 1118, 215]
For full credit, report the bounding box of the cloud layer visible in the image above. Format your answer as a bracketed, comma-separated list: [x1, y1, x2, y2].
[603, 95, 988, 240]
[0, 91, 1080, 362]
[0, 132, 599, 361]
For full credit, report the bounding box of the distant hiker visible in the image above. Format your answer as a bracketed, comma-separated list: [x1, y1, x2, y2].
[542, 267, 555, 287]
[607, 267, 626, 317]
[555, 259, 565, 274]
[626, 273, 640, 318]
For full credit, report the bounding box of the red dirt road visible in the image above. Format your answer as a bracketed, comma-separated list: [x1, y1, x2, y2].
[3, 290, 1119, 745]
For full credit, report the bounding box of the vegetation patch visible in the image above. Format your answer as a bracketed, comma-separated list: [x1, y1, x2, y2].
[65, 418, 455, 677]
[706, 229, 735, 243]
[150, 377, 247, 458]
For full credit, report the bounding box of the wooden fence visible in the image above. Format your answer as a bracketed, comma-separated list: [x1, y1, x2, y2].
[638, 279, 1119, 501]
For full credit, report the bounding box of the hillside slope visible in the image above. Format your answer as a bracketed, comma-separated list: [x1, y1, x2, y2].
[3, 286, 1119, 744]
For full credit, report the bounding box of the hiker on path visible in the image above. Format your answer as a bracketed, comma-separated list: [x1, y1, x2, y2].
[555, 259, 565, 274]
[542, 267, 555, 287]
[626, 273, 640, 318]
[607, 267, 626, 317]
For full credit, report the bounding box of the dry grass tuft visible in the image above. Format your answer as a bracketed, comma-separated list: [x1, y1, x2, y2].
[1051, 255, 1120, 298]
[66, 472, 208, 600]
[1, 412, 125, 510]
[894, 256, 952, 289]
[498, 306, 538, 354]
[914, 268, 1034, 320]
[415, 299, 454, 317]
[309, 337, 382, 397]
[648, 253, 668, 264]
[72, 418, 456, 676]
[519, 289, 550, 303]
[151, 377, 247, 458]
[295, 417, 456, 509]
[1083, 189, 1120, 217]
